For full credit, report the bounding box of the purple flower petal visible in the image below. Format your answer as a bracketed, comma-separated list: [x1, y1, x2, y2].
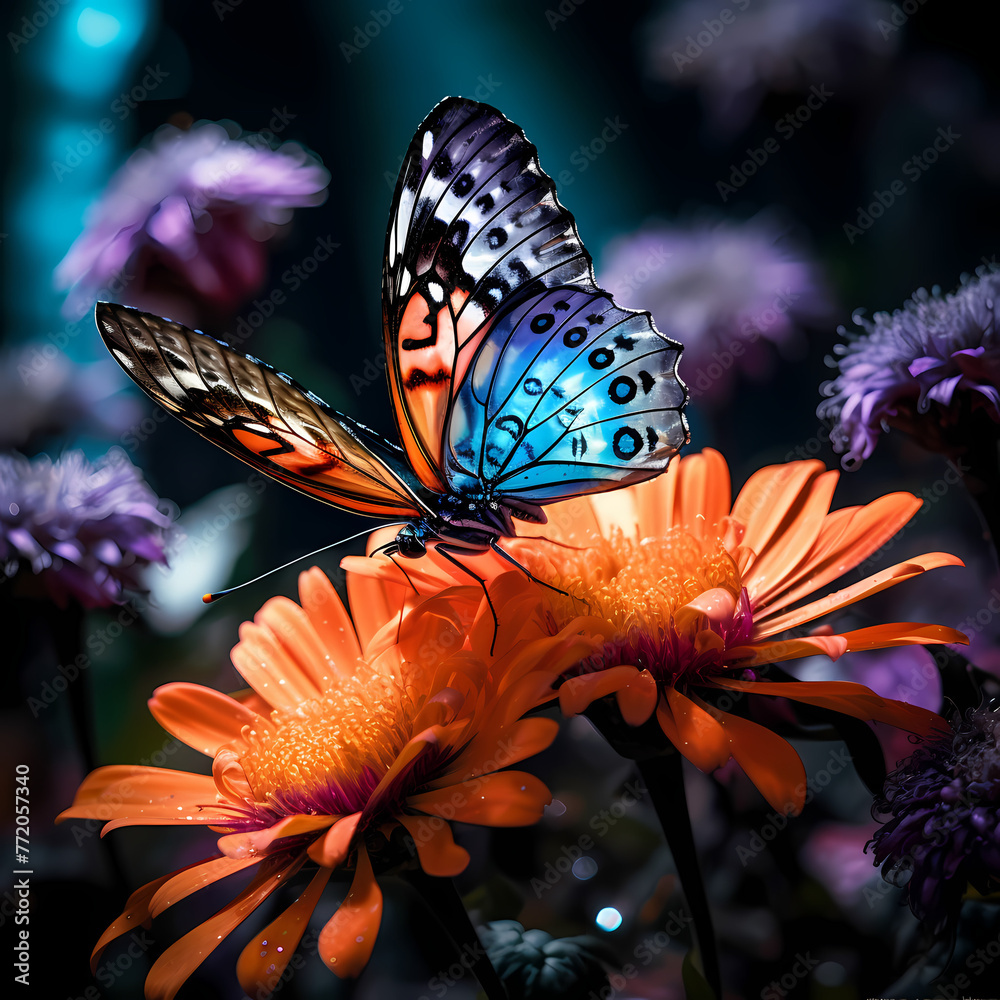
[0, 449, 171, 608]
[819, 265, 1000, 465]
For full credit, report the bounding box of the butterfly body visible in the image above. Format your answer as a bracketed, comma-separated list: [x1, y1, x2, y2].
[95, 97, 687, 573]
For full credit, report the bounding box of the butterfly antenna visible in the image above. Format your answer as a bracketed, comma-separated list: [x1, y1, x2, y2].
[202, 526, 389, 604]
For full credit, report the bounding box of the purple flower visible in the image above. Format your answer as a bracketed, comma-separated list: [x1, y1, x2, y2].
[55, 120, 330, 322]
[600, 216, 829, 403]
[868, 703, 1000, 935]
[0, 449, 171, 608]
[818, 266, 1000, 468]
[644, 0, 894, 134]
[0, 345, 142, 452]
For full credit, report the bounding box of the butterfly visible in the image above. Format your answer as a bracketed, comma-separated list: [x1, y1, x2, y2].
[96, 97, 688, 588]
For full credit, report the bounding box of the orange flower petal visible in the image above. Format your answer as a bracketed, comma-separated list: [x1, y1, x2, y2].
[739, 470, 839, 597]
[143, 855, 303, 1000]
[667, 448, 732, 540]
[712, 678, 949, 737]
[657, 688, 731, 772]
[318, 846, 382, 978]
[398, 815, 471, 877]
[149, 854, 261, 918]
[256, 595, 337, 692]
[408, 771, 551, 826]
[728, 634, 850, 665]
[676, 588, 737, 630]
[56, 766, 230, 828]
[836, 622, 969, 652]
[428, 717, 560, 788]
[298, 567, 363, 670]
[731, 461, 826, 563]
[90, 872, 173, 972]
[616, 669, 658, 726]
[147, 683, 264, 757]
[752, 553, 965, 637]
[558, 666, 639, 716]
[238, 866, 332, 998]
[231, 621, 320, 710]
[306, 812, 362, 868]
[364, 734, 436, 818]
[219, 814, 337, 861]
[347, 562, 409, 653]
[713, 708, 807, 815]
[755, 492, 922, 614]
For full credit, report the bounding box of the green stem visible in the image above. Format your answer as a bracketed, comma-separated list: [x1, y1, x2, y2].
[405, 869, 508, 1000]
[637, 752, 722, 1000]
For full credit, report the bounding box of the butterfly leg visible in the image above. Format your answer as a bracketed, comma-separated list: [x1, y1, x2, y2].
[488, 538, 588, 612]
[434, 544, 501, 655]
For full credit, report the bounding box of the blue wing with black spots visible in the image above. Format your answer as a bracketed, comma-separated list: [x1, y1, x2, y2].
[446, 285, 687, 502]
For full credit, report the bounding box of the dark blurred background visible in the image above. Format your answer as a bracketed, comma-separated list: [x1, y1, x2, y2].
[2, 1, 999, 998]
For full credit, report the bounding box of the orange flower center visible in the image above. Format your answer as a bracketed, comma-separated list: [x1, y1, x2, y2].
[237, 672, 414, 818]
[521, 526, 753, 685]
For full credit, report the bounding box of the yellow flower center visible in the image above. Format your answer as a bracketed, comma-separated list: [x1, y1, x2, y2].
[237, 672, 414, 817]
[521, 526, 750, 683]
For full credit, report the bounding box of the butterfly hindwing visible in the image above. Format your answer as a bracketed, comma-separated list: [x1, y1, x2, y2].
[96, 303, 427, 519]
[446, 286, 686, 501]
[382, 97, 593, 492]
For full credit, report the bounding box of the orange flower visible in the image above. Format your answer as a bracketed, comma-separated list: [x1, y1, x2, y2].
[58, 567, 589, 1000]
[352, 450, 967, 816]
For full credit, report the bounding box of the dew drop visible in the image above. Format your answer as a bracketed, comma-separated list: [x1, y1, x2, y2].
[355, 935, 364, 943]
[276, 946, 283, 953]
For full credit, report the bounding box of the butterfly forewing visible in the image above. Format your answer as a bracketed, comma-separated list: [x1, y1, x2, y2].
[96, 303, 427, 519]
[382, 97, 594, 492]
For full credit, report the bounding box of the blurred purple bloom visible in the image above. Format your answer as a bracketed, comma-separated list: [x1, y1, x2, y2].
[0, 449, 171, 608]
[800, 822, 880, 906]
[55, 120, 330, 321]
[0, 345, 142, 451]
[644, 0, 894, 134]
[868, 703, 1000, 935]
[600, 216, 829, 403]
[818, 266, 1000, 468]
